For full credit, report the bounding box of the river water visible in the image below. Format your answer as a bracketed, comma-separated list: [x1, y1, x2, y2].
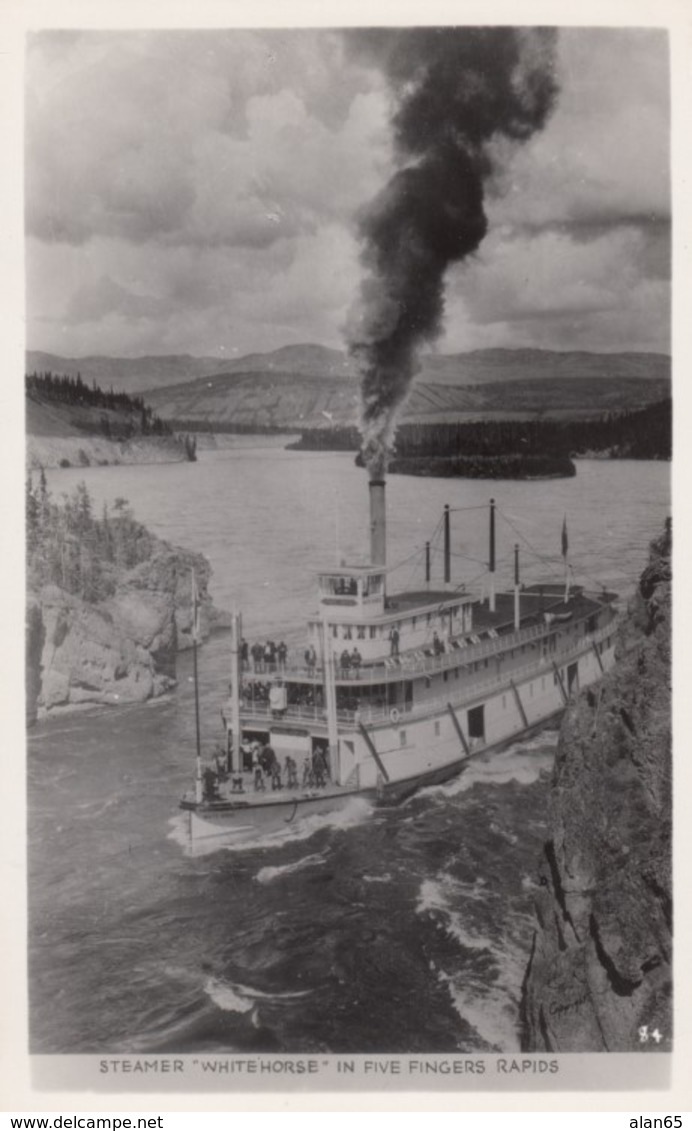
[29, 448, 669, 1055]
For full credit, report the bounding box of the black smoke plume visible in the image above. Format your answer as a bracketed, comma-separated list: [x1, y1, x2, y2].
[346, 27, 558, 478]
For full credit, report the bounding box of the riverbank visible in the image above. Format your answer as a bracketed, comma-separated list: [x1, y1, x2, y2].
[26, 432, 188, 470]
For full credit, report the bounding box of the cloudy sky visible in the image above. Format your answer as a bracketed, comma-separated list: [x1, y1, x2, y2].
[25, 26, 670, 360]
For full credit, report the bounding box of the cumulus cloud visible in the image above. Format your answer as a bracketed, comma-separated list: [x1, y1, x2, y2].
[25, 27, 670, 358]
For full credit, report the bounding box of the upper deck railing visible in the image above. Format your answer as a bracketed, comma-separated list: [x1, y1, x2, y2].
[245, 601, 615, 686]
[240, 621, 616, 729]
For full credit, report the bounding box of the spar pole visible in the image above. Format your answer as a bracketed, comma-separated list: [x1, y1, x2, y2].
[191, 570, 203, 803]
[514, 543, 520, 631]
[489, 498, 496, 613]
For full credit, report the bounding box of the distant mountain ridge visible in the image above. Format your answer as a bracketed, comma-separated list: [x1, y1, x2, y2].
[26, 345, 671, 431]
[27, 344, 670, 393]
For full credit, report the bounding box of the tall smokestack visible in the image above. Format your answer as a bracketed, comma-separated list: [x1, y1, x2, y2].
[369, 479, 386, 566]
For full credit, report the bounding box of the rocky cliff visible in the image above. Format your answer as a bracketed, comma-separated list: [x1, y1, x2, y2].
[521, 521, 672, 1052]
[26, 543, 228, 721]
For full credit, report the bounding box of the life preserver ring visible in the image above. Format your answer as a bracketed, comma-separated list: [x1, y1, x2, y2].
[389, 707, 400, 724]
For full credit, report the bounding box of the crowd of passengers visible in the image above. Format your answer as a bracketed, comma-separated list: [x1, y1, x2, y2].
[241, 680, 389, 714]
[242, 638, 289, 672]
[241, 626, 450, 682]
[242, 681, 325, 711]
[202, 740, 331, 799]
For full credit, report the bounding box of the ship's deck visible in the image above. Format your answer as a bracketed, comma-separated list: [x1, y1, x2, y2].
[248, 587, 611, 686]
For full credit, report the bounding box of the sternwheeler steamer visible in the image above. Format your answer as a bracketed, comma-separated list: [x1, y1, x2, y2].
[180, 477, 619, 846]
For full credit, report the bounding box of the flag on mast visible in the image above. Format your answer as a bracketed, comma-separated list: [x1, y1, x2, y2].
[191, 570, 201, 644]
[561, 516, 569, 559]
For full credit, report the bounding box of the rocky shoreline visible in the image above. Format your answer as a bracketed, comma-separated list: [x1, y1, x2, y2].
[521, 521, 672, 1051]
[26, 541, 229, 722]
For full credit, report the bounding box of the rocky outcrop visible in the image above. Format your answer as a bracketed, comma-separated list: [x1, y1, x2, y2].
[26, 543, 228, 719]
[521, 521, 672, 1051]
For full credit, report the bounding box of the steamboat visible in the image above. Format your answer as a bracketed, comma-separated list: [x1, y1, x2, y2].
[180, 477, 619, 846]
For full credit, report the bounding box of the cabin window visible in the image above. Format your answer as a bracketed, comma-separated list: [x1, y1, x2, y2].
[443, 671, 448, 683]
[343, 626, 352, 640]
[427, 613, 432, 625]
[369, 626, 377, 639]
[434, 721, 441, 737]
[412, 616, 417, 629]
[357, 626, 366, 640]
[362, 575, 383, 597]
[468, 704, 485, 740]
[484, 659, 488, 669]
[332, 625, 338, 638]
[399, 730, 407, 747]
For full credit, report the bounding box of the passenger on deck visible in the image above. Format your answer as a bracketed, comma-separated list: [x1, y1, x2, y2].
[340, 649, 351, 671]
[302, 755, 314, 788]
[432, 631, 444, 656]
[259, 744, 276, 776]
[304, 644, 317, 670]
[389, 627, 400, 657]
[202, 767, 220, 801]
[286, 756, 299, 789]
[271, 762, 282, 790]
[351, 647, 362, 671]
[241, 639, 249, 669]
[254, 766, 265, 791]
[277, 641, 288, 669]
[251, 642, 263, 671]
[241, 739, 254, 772]
[312, 746, 328, 788]
[213, 745, 229, 781]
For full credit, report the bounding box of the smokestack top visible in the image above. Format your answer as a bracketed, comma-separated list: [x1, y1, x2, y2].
[369, 478, 387, 567]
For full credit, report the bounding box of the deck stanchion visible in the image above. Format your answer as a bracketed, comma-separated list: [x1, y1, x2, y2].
[446, 702, 470, 757]
[358, 721, 390, 782]
[509, 679, 529, 728]
[552, 661, 569, 705]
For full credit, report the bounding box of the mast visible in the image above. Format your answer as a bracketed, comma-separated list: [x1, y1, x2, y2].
[489, 498, 496, 613]
[322, 617, 340, 785]
[191, 571, 203, 803]
[443, 504, 451, 588]
[425, 540, 431, 589]
[514, 543, 520, 631]
[229, 608, 242, 775]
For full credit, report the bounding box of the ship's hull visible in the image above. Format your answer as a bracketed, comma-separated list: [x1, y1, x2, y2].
[180, 705, 565, 850]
